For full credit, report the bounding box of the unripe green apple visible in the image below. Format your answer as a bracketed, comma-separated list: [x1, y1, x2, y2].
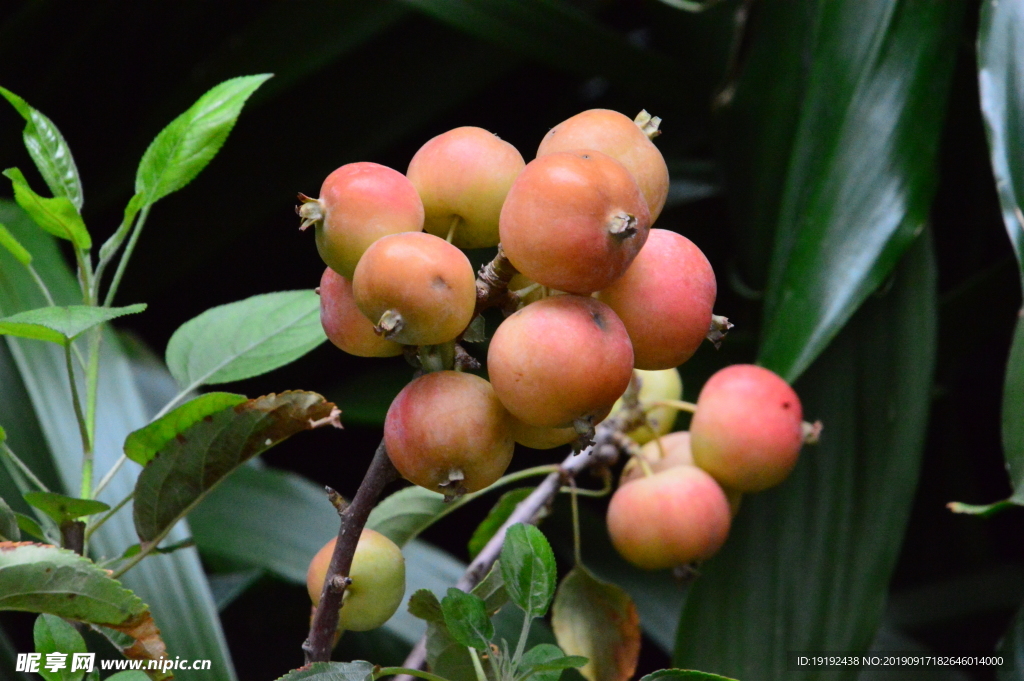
[537, 109, 670, 222]
[609, 367, 683, 445]
[690, 364, 804, 492]
[352, 231, 477, 346]
[385, 371, 515, 496]
[607, 465, 731, 570]
[407, 126, 525, 249]
[598, 229, 716, 370]
[306, 529, 406, 632]
[487, 295, 634, 428]
[499, 150, 650, 294]
[299, 162, 424, 279]
[319, 267, 403, 358]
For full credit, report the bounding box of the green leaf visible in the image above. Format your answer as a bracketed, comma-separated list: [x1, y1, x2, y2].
[366, 485, 450, 547]
[737, 0, 963, 381]
[0, 223, 31, 265]
[165, 290, 325, 390]
[0, 201, 237, 679]
[0, 87, 83, 210]
[15, 513, 45, 541]
[0, 542, 166, 662]
[425, 618, 480, 681]
[520, 643, 577, 681]
[673, 230, 937, 678]
[23, 492, 109, 525]
[441, 588, 494, 651]
[468, 487, 533, 559]
[408, 588, 445, 623]
[273, 661, 374, 681]
[105, 673, 150, 681]
[500, 523, 557, 619]
[640, 671, 738, 681]
[401, 0, 685, 102]
[471, 560, 508, 615]
[551, 565, 640, 681]
[34, 614, 87, 681]
[0, 496, 18, 541]
[979, 0, 1024, 278]
[1000, 599, 1024, 681]
[123, 392, 246, 465]
[135, 74, 272, 204]
[0, 304, 146, 346]
[133, 391, 337, 543]
[974, 0, 1024, 516]
[2, 169, 89, 251]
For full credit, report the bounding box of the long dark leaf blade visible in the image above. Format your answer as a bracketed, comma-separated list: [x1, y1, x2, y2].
[132, 391, 337, 543]
[135, 74, 271, 204]
[979, 0, 1024, 277]
[0, 201, 238, 681]
[753, 0, 962, 381]
[0, 86, 84, 210]
[674, 232, 937, 679]
[400, 0, 684, 101]
[977, 0, 1024, 516]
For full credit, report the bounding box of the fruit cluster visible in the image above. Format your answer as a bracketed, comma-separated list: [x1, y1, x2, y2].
[302, 108, 812, 630]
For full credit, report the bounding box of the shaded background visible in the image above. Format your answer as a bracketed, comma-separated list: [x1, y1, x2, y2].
[1, 1, 1023, 680]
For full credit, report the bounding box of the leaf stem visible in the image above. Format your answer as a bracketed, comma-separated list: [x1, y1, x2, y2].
[648, 399, 698, 414]
[92, 453, 128, 498]
[85, 490, 133, 540]
[103, 203, 151, 307]
[26, 263, 56, 306]
[83, 328, 102, 446]
[1, 441, 50, 492]
[512, 608, 532, 669]
[468, 645, 489, 681]
[65, 344, 93, 499]
[569, 481, 582, 566]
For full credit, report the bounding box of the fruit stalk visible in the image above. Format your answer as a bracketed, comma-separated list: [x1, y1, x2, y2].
[396, 409, 643, 676]
[303, 441, 399, 663]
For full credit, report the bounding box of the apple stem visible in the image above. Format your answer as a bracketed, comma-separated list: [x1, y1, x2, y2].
[302, 441, 399, 664]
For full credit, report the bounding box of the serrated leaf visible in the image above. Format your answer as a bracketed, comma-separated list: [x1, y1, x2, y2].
[123, 392, 246, 465]
[2, 169, 89, 250]
[23, 492, 109, 525]
[674, 229, 937, 679]
[441, 588, 493, 651]
[463, 314, 486, 343]
[408, 588, 444, 623]
[551, 565, 640, 681]
[0, 542, 166, 665]
[165, 290, 325, 390]
[133, 391, 336, 543]
[0, 496, 18, 541]
[135, 74, 272, 204]
[0, 87, 83, 210]
[500, 523, 556, 619]
[274, 661, 374, 681]
[0, 223, 31, 265]
[736, 0, 963, 381]
[366, 485, 451, 547]
[425, 619, 480, 681]
[0, 304, 146, 346]
[0, 200, 236, 679]
[640, 671, 738, 681]
[520, 643, 574, 681]
[34, 614, 87, 681]
[468, 487, 533, 559]
[471, 560, 508, 615]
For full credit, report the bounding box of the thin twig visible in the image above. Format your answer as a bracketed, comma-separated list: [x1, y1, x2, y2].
[303, 441, 400, 663]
